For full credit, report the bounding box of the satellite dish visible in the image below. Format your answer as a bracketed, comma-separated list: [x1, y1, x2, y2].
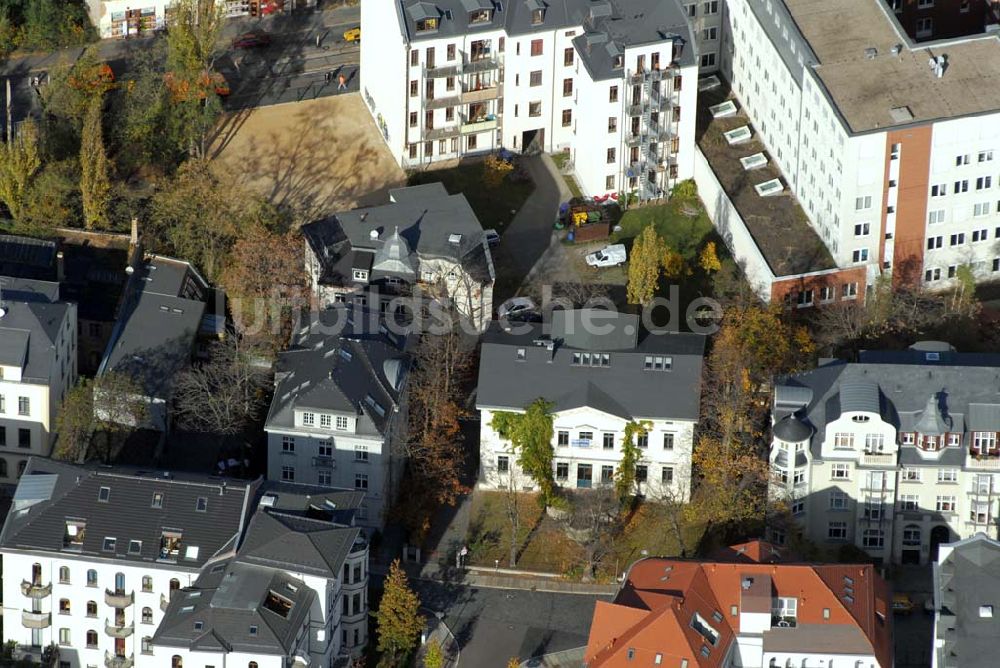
[125, 266, 135, 274]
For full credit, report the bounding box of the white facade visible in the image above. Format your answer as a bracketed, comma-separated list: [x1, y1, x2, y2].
[479, 406, 694, 501]
[361, 0, 699, 199]
[0, 302, 77, 484]
[86, 0, 307, 40]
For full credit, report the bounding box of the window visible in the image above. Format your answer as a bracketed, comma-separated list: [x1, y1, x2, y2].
[151, 492, 163, 509]
[938, 469, 958, 483]
[820, 286, 835, 302]
[842, 282, 858, 299]
[142, 607, 153, 624]
[409, 80, 417, 97]
[643, 355, 673, 371]
[662, 466, 674, 484]
[927, 236, 943, 250]
[603, 433, 615, 450]
[564, 47, 574, 66]
[855, 195, 872, 210]
[556, 462, 569, 480]
[833, 432, 854, 449]
[529, 70, 542, 87]
[87, 569, 97, 586]
[973, 228, 990, 242]
[862, 529, 884, 549]
[530, 39, 543, 56]
[86, 600, 97, 616]
[925, 268, 941, 282]
[975, 202, 991, 217]
[281, 466, 294, 481]
[864, 433, 885, 453]
[978, 176, 993, 190]
[129, 539, 142, 554]
[635, 465, 648, 483]
[318, 470, 332, 486]
[529, 101, 541, 117]
[936, 495, 956, 512]
[58, 628, 70, 646]
[607, 117, 617, 133]
[336, 416, 349, 430]
[562, 78, 573, 96]
[955, 152, 969, 165]
[607, 147, 616, 163]
[578, 431, 594, 444]
[562, 109, 572, 127]
[931, 184, 947, 197]
[59, 598, 70, 614]
[700, 53, 716, 68]
[17, 428, 29, 449]
[282, 436, 295, 453]
[355, 473, 369, 490]
[928, 209, 945, 224]
[829, 491, 848, 510]
[59, 566, 70, 583]
[601, 465, 614, 484]
[852, 248, 869, 263]
[831, 463, 850, 480]
[447, 44, 455, 60]
[703, 0, 719, 13]
[302, 412, 315, 427]
[828, 522, 847, 540]
[955, 179, 969, 193]
[950, 233, 966, 246]
[609, 86, 619, 103]
[497, 456, 509, 473]
[702, 27, 718, 40]
[557, 430, 569, 446]
[899, 495, 919, 511]
[663, 433, 675, 450]
[86, 630, 98, 648]
[686, 3, 696, 16]
[142, 576, 152, 592]
[103, 537, 116, 552]
[916, 17, 933, 36]
[17, 396, 29, 416]
[605, 175, 615, 190]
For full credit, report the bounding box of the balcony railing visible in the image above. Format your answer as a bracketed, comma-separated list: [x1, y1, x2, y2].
[105, 653, 134, 668]
[861, 452, 896, 467]
[460, 116, 497, 134]
[424, 125, 461, 140]
[463, 54, 500, 73]
[461, 85, 500, 104]
[160, 594, 169, 612]
[967, 453, 1000, 469]
[21, 611, 50, 629]
[105, 620, 135, 638]
[105, 589, 134, 608]
[20, 581, 51, 599]
[423, 63, 461, 78]
[312, 456, 336, 469]
[426, 93, 461, 110]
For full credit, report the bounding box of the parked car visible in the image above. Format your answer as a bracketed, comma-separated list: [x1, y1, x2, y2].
[498, 296, 536, 320]
[233, 32, 271, 49]
[892, 593, 914, 615]
[585, 243, 627, 267]
[343, 27, 361, 42]
[484, 229, 500, 247]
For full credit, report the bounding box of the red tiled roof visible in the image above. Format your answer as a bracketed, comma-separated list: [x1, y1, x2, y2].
[584, 541, 893, 668]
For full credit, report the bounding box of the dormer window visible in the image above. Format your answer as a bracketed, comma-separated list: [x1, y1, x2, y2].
[531, 7, 545, 23]
[416, 17, 439, 32]
[160, 531, 183, 560]
[901, 432, 915, 445]
[613, 54, 624, 69]
[469, 8, 492, 24]
[851, 415, 870, 423]
[64, 520, 86, 550]
[353, 269, 369, 282]
[947, 433, 960, 447]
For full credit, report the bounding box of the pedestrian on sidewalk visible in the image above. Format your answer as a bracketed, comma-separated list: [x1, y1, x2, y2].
[337, 73, 347, 91]
[315, 34, 322, 48]
[324, 71, 331, 84]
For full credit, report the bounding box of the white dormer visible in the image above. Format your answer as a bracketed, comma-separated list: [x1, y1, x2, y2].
[820, 382, 897, 461]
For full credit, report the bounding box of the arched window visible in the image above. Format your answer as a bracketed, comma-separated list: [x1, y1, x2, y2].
[86, 630, 98, 648]
[58, 566, 70, 584]
[249, 663, 258, 668]
[142, 576, 153, 592]
[87, 569, 98, 586]
[769, 660, 778, 668]
[141, 637, 152, 654]
[59, 598, 71, 614]
[169, 578, 180, 600]
[0, 459, 8, 477]
[31, 562, 42, 585]
[114, 572, 125, 593]
[171, 656, 183, 668]
[87, 600, 97, 617]
[142, 607, 153, 624]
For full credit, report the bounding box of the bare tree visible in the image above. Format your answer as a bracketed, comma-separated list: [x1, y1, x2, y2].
[92, 371, 148, 463]
[173, 338, 269, 448]
[647, 459, 694, 556]
[562, 487, 621, 580]
[497, 466, 527, 568]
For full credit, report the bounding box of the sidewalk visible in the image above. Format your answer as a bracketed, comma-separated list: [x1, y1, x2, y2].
[414, 608, 460, 667]
[412, 561, 618, 596]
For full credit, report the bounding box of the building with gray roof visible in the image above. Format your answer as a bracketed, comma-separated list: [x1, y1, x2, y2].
[477, 308, 705, 500]
[303, 183, 495, 331]
[932, 533, 1000, 668]
[264, 305, 412, 527]
[0, 459, 371, 668]
[769, 342, 1000, 565]
[0, 278, 77, 484]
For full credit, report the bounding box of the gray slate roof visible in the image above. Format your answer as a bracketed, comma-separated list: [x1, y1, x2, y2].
[476, 309, 705, 420]
[773, 346, 1000, 462]
[934, 533, 1000, 668]
[302, 183, 492, 289]
[236, 510, 361, 578]
[99, 256, 209, 398]
[0, 459, 253, 570]
[0, 290, 72, 382]
[265, 305, 412, 437]
[0, 235, 57, 279]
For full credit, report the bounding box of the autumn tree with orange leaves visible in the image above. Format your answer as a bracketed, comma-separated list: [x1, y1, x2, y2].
[394, 317, 474, 541]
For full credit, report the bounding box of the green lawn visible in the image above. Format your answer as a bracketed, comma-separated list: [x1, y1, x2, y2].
[407, 160, 534, 231]
[550, 152, 583, 199]
[601, 501, 707, 578]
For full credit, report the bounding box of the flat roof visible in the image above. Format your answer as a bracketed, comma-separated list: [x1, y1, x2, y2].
[781, 0, 1000, 132]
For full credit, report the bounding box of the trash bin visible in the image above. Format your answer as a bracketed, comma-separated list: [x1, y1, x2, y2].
[567, 229, 575, 242]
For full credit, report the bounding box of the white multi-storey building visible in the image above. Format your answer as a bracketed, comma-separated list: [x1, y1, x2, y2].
[0, 278, 77, 483]
[476, 309, 704, 500]
[361, 0, 700, 200]
[264, 305, 410, 527]
[85, 0, 314, 40]
[0, 460, 370, 668]
[716, 0, 1000, 292]
[770, 342, 1000, 565]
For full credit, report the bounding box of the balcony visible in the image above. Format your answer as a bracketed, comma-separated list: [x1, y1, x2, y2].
[967, 453, 1000, 470]
[159, 594, 169, 612]
[628, 103, 648, 117]
[460, 116, 497, 134]
[105, 653, 134, 668]
[21, 610, 50, 629]
[463, 55, 500, 73]
[461, 85, 500, 104]
[312, 456, 336, 469]
[20, 581, 51, 599]
[861, 452, 896, 467]
[105, 589, 134, 608]
[426, 93, 460, 110]
[105, 620, 135, 638]
[424, 124, 461, 141]
[424, 63, 460, 78]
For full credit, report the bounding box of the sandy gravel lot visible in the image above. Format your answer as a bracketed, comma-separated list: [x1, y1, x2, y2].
[209, 94, 405, 225]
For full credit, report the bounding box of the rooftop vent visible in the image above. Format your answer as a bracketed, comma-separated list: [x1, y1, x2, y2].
[754, 178, 784, 197]
[723, 125, 752, 145]
[709, 100, 738, 118]
[370, 229, 379, 240]
[448, 233, 463, 244]
[891, 43, 902, 56]
[864, 47, 877, 59]
[740, 153, 768, 171]
[697, 75, 721, 92]
[741, 577, 753, 590]
[928, 54, 947, 78]
[889, 106, 914, 123]
[260, 494, 278, 507]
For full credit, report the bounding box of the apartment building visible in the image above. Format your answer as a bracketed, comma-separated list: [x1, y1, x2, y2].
[0, 278, 77, 483]
[770, 342, 1000, 566]
[264, 305, 411, 527]
[584, 540, 893, 667]
[0, 459, 370, 667]
[361, 0, 700, 200]
[476, 309, 704, 500]
[86, 0, 313, 39]
[931, 532, 1000, 668]
[717, 0, 1000, 293]
[302, 183, 495, 331]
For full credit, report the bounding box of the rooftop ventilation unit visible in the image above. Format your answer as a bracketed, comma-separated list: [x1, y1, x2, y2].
[865, 47, 878, 59]
[260, 494, 278, 507]
[740, 152, 768, 170]
[698, 74, 721, 92]
[448, 233, 463, 244]
[709, 100, 738, 118]
[723, 125, 752, 145]
[370, 229, 379, 240]
[754, 178, 784, 197]
[928, 54, 947, 78]
[891, 43, 902, 56]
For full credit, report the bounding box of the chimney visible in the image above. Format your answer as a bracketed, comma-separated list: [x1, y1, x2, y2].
[130, 217, 140, 248]
[56, 251, 65, 283]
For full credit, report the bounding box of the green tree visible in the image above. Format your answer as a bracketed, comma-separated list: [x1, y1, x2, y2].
[423, 640, 444, 668]
[615, 421, 650, 503]
[80, 93, 111, 229]
[376, 560, 423, 666]
[490, 398, 556, 502]
[109, 42, 174, 174]
[699, 241, 722, 273]
[626, 226, 684, 305]
[0, 120, 41, 221]
[92, 370, 148, 463]
[18, 159, 81, 234]
[166, 0, 223, 76]
[53, 378, 94, 462]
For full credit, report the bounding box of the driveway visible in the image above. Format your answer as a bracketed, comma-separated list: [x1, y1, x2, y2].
[411, 580, 607, 667]
[492, 154, 570, 304]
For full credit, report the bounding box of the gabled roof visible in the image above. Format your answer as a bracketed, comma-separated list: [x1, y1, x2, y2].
[0, 287, 72, 382]
[236, 510, 360, 578]
[585, 542, 892, 668]
[934, 533, 1000, 668]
